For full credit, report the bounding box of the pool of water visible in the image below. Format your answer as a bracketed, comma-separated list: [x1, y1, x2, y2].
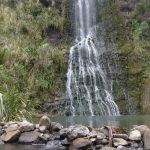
[1, 115, 150, 150]
[51, 115, 150, 128]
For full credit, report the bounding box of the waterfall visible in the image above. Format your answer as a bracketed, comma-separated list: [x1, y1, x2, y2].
[65, 0, 120, 116]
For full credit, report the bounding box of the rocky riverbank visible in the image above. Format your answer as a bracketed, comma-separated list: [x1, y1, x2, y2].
[0, 116, 150, 150]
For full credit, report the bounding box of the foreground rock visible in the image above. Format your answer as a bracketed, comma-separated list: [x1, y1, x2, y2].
[113, 138, 128, 146]
[19, 120, 35, 132]
[143, 130, 150, 150]
[39, 115, 51, 133]
[18, 131, 39, 143]
[0, 115, 150, 150]
[129, 130, 141, 141]
[1, 129, 20, 142]
[60, 124, 90, 140]
[71, 138, 92, 149]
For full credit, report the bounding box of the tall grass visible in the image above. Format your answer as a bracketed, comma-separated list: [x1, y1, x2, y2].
[0, 0, 68, 120]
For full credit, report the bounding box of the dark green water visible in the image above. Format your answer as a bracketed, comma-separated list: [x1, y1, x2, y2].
[1, 115, 150, 150]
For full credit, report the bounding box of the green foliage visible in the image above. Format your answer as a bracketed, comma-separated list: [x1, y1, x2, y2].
[0, 0, 68, 120]
[118, 0, 150, 113]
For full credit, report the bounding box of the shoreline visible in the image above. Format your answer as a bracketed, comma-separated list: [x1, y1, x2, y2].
[0, 115, 150, 150]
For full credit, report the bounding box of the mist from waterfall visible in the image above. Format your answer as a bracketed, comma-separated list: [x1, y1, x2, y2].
[65, 0, 120, 116]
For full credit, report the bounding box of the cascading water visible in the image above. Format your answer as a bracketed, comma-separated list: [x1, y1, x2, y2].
[66, 0, 120, 116]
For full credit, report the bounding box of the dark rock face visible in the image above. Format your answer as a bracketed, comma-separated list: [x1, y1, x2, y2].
[119, 0, 135, 12]
[39, 0, 61, 9]
[39, 0, 50, 7]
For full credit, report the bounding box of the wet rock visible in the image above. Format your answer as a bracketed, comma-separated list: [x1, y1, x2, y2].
[129, 130, 141, 141]
[71, 138, 92, 149]
[143, 130, 150, 150]
[132, 125, 149, 135]
[101, 147, 117, 150]
[47, 140, 66, 150]
[113, 138, 128, 147]
[18, 131, 39, 143]
[51, 122, 63, 132]
[1, 129, 20, 142]
[19, 120, 35, 132]
[61, 138, 71, 146]
[67, 125, 90, 140]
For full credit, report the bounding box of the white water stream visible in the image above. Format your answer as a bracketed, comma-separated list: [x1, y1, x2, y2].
[66, 0, 120, 116]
